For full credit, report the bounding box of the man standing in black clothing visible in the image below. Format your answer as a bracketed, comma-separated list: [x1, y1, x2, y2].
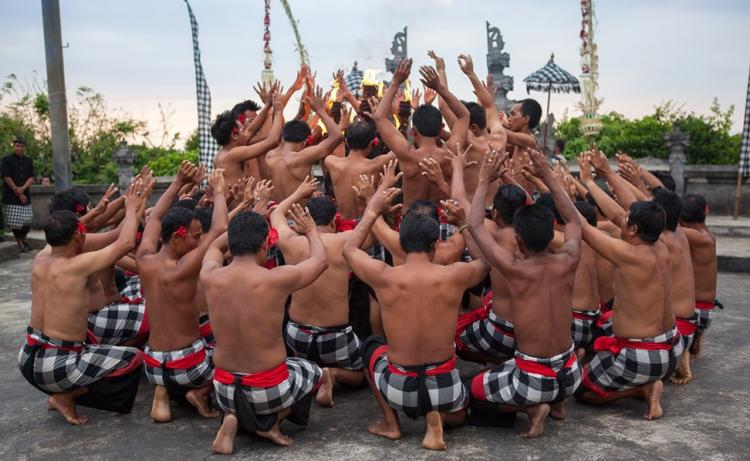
[2, 138, 34, 252]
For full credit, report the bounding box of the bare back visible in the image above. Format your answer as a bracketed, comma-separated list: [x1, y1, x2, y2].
[660, 229, 696, 318]
[683, 225, 717, 302]
[571, 242, 600, 311]
[266, 145, 312, 202]
[399, 144, 452, 213]
[487, 224, 518, 322]
[326, 155, 391, 220]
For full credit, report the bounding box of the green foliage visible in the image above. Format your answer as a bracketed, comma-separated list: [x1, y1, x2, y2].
[557, 99, 740, 164]
[0, 74, 199, 183]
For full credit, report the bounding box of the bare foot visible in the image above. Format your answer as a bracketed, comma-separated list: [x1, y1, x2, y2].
[642, 380, 663, 421]
[47, 394, 88, 425]
[256, 424, 293, 446]
[367, 419, 401, 440]
[520, 404, 549, 438]
[186, 387, 220, 418]
[670, 353, 693, 386]
[315, 368, 334, 407]
[422, 411, 447, 451]
[212, 413, 238, 455]
[548, 402, 566, 420]
[151, 385, 172, 423]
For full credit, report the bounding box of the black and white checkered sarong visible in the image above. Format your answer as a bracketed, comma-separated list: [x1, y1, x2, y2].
[144, 338, 213, 394]
[471, 344, 581, 405]
[364, 336, 467, 419]
[285, 321, 363, 370]
[581, 327, 681, 397]
[456, 309, 516, 359]
[213, 357, 321, 417]
[571, 309, 601, 349]
[3, 204, 32, 229]
[87, 300, 147, 345]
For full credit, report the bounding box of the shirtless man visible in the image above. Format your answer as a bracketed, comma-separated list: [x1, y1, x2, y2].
[18, 181, 147, 424]
[201, 208, 331, 453]
[467, 149, 582, 438]
[229, 99, 264, 180]
[213, 93, 283, 186]
[371, 58, 469, 212]
[266, 86, 343, 202]
[586, 191, 620, 311]
[136, 162, 228, 422]
[570, 201, 602, 354]
[324, 120, 395, 230]
[679, 194, 719, 357]
[344, 167, 489, 450]
[271, 175, 375, 402]
[575, 155, 681, 420]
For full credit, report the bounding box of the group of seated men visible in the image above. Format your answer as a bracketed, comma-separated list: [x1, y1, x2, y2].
[18, 52, 720, 454]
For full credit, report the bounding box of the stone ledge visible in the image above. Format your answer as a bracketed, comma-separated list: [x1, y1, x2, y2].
[0, 241, 20, 263]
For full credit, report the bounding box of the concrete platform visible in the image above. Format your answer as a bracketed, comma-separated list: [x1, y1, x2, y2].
[0, 254, 748, 460]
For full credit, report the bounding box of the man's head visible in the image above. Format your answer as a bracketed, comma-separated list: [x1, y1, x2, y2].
[49, 188, 92, 216]
[194, 206, 213, 234]
[411, 104, 442, 138]
[44, 210, 84, 251]
[574, 200, 597, 226]
[510, 99, 542, 132]
[554, 139, 566, 156]
[407, 199, 439, 222]
[306, 196, 337, 230]
[492, 184, 527, 226]
[161, 206, 202, 255]
[680, 194, 707, 224]
[282, 120, 312, 143]
[653, 172, 676, 192]
[172, 198, 197, 211]
[345, 120, 376, 151]
[464, 101, 487, 135]
[12, 137, 26, 155]
[536, 193, 564, 224]
[651, 188, 682, 231]
[210, 111, 236, 146]
[228, 211, 269, 257]
[624, 201, 666, 244]
[513, 204, 554, 254]
[230, 100, 261, 126]
[399, 212, 439, 255]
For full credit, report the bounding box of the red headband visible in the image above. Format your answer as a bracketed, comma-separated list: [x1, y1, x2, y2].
[75, 204, 86, 215]
[266, 227, 279, 248]
[174, 225, 188, 238]
[237, 113, 246, 124]
[372, 138, 380, 146]
[77, 222, 88, 234]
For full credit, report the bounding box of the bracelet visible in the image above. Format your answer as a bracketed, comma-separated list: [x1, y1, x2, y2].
[457, 224, 469, 233]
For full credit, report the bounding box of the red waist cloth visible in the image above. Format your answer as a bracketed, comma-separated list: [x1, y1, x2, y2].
[595, 310, 614, 328]
[387, 356, 457, 377]
[593, 335, 673, 356]
[120, 295, 143, 305]
[454, 292, 494, 350]
[25, 335, 84, 352]
[695, 300, 715, 310]
[199, 321, 213, 338]
[213, 363, 289, 387]
[144, 347, 207, 369]
[515, 353, 577, 378]
[676, 317, 698, 336]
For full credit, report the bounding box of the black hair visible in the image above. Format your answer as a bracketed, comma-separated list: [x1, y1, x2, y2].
[412, 104, 442, 137]
[627, 201, 666, 243]
[345, 121, 376, 150]
[172, 198, 197, 211]
[48, 188, 92, 215]
[194, 207, 213, 232]
[192, 190, 205, 204]
[399, 212, 439, 253]
[464, 101, 487, 130]
[493, 184, 527, 225]
[653, 171, 676, 192]
[210, 111, 235, 146]
[228, 211, 268, 256]
[161, 206, 197, 242]
[513, 204, 554, 252]
[651, 188, 682, 231]
[680, 194, 707, 223]
[306, 196, 337, 226]
[13, 137, 26, 146]
[536, 193, 564, 224]
[283, 120, 312, 143]
[519, 98, 542, 129]
[574, 200, 597, 226]
[555, 139, 566, 153]
[231, 99, 261, 117]
[408, 199, 439, 222]
[44, 210, 78, 246]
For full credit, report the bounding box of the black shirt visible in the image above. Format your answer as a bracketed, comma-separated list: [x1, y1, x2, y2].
[1, 153, 34, 205]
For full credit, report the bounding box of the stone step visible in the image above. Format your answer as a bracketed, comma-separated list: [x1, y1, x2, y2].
[0, 241, 20, 263]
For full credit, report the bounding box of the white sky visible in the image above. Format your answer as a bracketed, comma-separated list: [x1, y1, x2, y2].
[1, 0, 749, 147]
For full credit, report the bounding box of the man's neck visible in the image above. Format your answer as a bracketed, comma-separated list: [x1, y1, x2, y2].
[414, 134, 437, 147]
[50, 244, 78, 258]
[404, 251, 433, 264]
[284, 141, 305, 153]
[347, 149, 368, 159]
[231, 253, 264, 266]
[316, 225, 333, 234]
[162, 244, 183, 261]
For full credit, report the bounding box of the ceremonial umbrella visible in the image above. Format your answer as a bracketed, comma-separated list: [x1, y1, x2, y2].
[523, 53, 580, 152]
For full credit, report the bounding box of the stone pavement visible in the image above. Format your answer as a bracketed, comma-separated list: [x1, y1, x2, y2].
[0, 254, 748, 460]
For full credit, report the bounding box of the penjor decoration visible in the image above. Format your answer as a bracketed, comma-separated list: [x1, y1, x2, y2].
[577, 0, 603, 138]
[261, 0, 274, 85]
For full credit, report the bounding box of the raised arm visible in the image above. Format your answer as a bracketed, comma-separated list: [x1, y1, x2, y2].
[270, 175, 318, 244]
[287, 86, 344, 168]
[578, 154, 628, 227]
[427, 50, 457, 129]
[271, 203, 329, 291]
[458, 53, 503, 134]
[200, 232, 228, 280]
[420, 65, 469, 149]
[371, 59, 414, 159]
[589, 149, 638, 210]
[219, 94, 283, 165]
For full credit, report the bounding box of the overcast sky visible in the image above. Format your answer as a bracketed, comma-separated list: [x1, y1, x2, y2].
[1, 0, 749, 147]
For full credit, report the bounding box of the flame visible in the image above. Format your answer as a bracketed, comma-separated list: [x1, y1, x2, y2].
[377, 81, 384, 98]
[362, 69, 380, 87]
[403, 79, 411, 102]
[327, 78, 340, 109]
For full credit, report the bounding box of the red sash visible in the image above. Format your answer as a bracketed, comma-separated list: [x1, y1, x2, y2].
[454, 292, 493, 350]
[199, 320, 213, 338]
[26, 334, 84, 352]
[595, 310, 613, 328]
[695, 300, 715, 310]
[515, 353, 577, 378]
[120, 295, 143, 305]
[593, 335, 673, 356]
[144, 347, 207, 369]
[675, 317, 699, 336]
[213, 363, 289, 388]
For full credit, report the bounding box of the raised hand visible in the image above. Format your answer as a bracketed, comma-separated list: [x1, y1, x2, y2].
[589, 149, 612, 175]
[288, 203, 316, 235]
[353, 174, 376, 203]
[577, 152, 594, 184]
[439, 199, 466, 225]
[498, 111, 511, 129]
[427, 50, 445, 72]
[457, 54, 474, 75]
[208, 168, 226, 194]
[525, 149, 552, 178]
[292, 65, 308, 92]
[379, 159, 403, 189]
[306, 85, 326, 112]
[392, 58, 412, 85]
[294, 175, 319, 198]
[367, 187, 402, 216]
[478, 149, 503, 184]
[419, 66, 443, 91]
[253, 179, 273, 210]
[392, 89, 406, 114]
[419, 157, 446, 184]
[253, 81, 271, 104]
[447, 142, 478, 170]
[423, 86, 437, 105]
[410, 88, 422, 110]
[176, 160, 197, 184]
[124, 177, 146, 212]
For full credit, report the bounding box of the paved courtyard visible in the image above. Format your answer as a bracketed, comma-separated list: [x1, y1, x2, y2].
[0, 253, 748, 460]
